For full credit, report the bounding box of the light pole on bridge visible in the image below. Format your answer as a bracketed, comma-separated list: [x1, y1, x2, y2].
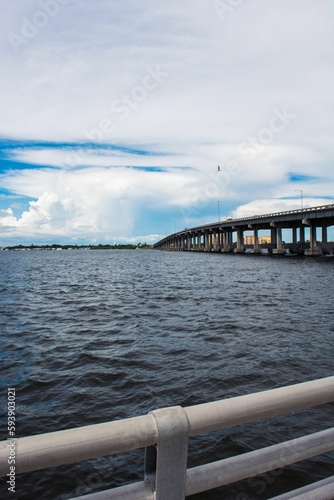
[218, 200, 223, 221]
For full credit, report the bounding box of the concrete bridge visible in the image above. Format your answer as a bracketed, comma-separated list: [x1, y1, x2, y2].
[154, 204, 334, 256]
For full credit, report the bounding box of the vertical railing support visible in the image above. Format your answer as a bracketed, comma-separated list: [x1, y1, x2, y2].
[145, 406, 189, 500]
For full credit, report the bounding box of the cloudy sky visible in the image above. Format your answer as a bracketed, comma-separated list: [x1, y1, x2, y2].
[0, 0, 333, 245]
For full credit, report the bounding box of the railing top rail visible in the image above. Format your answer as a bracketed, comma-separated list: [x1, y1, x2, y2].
[1, 376, 333, 476]
[184, 376, 334, 435]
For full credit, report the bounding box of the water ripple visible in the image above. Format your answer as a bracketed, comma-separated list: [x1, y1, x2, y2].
[0, 250, 333, 499]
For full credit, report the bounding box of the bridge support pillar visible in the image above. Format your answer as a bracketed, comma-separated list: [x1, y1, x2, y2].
[250, 228, 261, 254]
[292, 227, 297, 244]
[271, 227, 277, 248]
[322, 225, 327, 243]
[204, 232, 209, 252]
[195, 233, 201, 251]
[191, 234, 196, 251]
[222, 230, 233, 252]
[300, 225, 305, 243]
[193, 233, 198, 251]
[207, 231, 213, 252]
[218, 230, 224, 251]
[271, 224, 286, 254]
[212, 231, 221, 252]
[199, 233, 204, 251]
[305, 223, 322, 256]
[234, 227, 245, 253]
[217, 230, 223, 251]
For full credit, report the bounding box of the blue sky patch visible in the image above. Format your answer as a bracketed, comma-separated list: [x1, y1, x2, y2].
[288, 173, 319, 182]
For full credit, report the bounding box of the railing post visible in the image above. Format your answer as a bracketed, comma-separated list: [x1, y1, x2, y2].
[145, 406, 189, 500]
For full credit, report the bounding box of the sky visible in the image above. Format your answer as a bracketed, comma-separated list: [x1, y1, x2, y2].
[0, 0, 333, 245]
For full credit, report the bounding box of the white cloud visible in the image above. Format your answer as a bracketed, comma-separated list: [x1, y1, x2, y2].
[0, 165, 197, 240]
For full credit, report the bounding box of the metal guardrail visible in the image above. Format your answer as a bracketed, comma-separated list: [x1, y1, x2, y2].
[0, 377, 333, 499]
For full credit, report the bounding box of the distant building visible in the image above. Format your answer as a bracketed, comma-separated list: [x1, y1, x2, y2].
[244, 234, 271, 245]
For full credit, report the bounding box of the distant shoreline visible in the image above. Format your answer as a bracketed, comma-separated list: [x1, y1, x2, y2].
[1, 244, 152, 251]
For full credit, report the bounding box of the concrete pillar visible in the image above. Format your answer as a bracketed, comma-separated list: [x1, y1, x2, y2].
[212, 231, 219, 252]
[212, 232, 216, 251]
[234, 227, 244, 253]
[300, 225, 305, 243]
[216, 230, 222, 251]
[195, 233, 200, 251]
[204, 231, 210, 251]
[198, 233, 203, 251]
[222, 229, 233, 252]
[277, 227, 283, 249]
[221, 230, 229, 252]
[206, 231, 212, 252]
[305, 223, 322, 256]
[272, 223, 286, 254]
[250, 228, 261, 254]
[292, 227, 297, 244]
[322, 225, 327, 243]
[228, 230, 233, 247]
[309, 224, 317, 248]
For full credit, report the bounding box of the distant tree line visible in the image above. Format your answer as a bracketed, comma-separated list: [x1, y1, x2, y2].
[3, 243, 152, 250]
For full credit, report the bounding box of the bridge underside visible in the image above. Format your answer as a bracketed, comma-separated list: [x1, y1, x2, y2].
[158, 241, 334, 256]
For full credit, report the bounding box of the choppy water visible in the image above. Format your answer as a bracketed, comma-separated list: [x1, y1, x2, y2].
[0, 249, 333, 499]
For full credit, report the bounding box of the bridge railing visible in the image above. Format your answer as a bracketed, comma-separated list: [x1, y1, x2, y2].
[214, 203, 334, 223]
[0, 377, 333, 499]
